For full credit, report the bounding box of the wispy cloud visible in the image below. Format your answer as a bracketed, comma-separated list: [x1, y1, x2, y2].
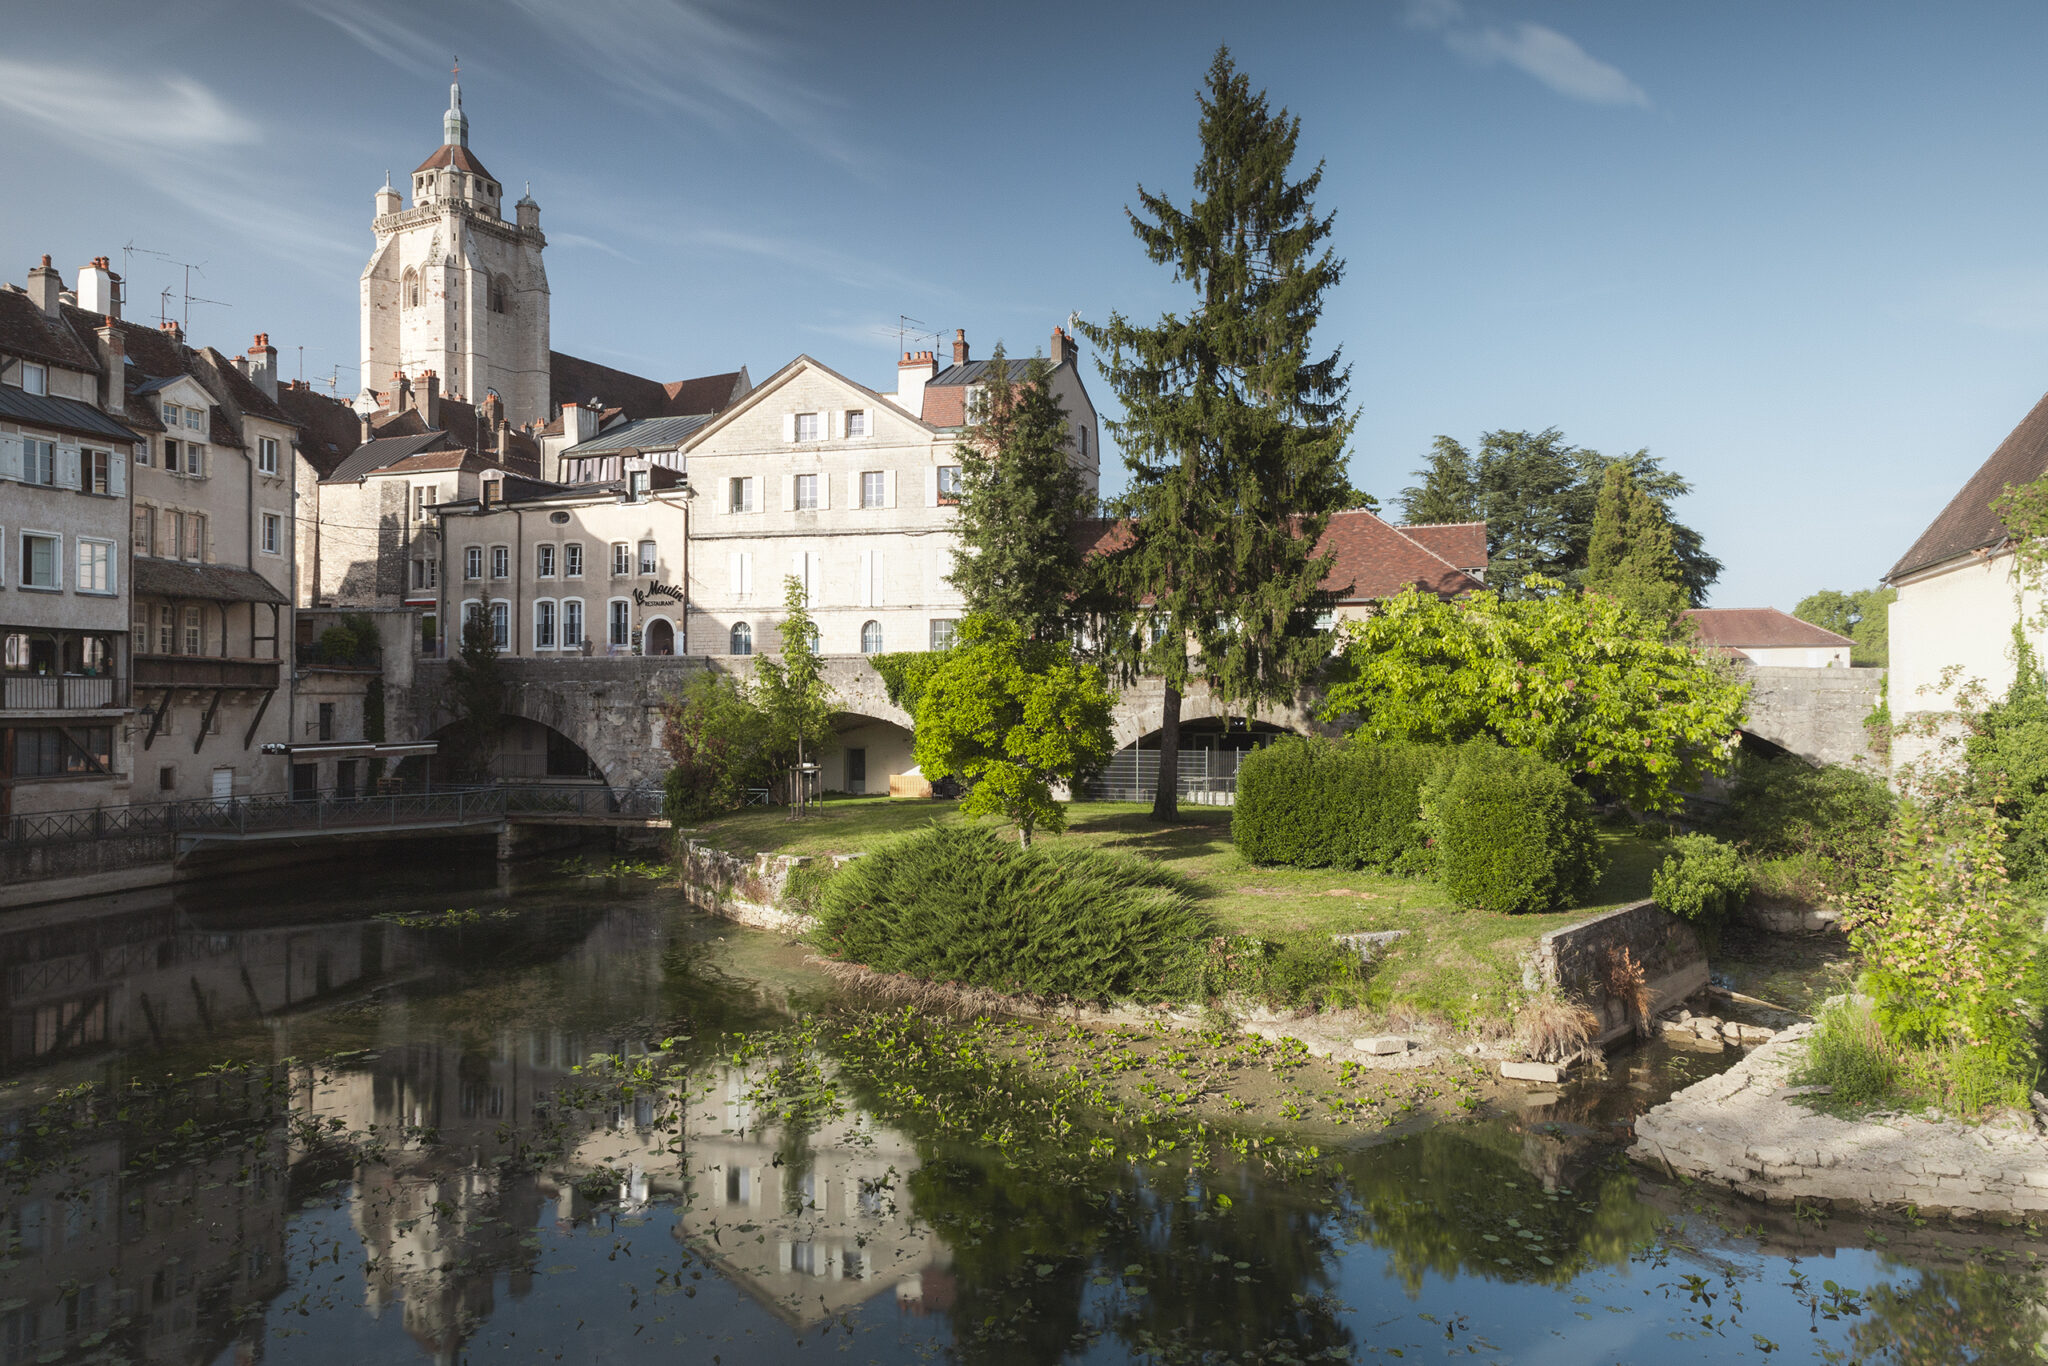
[1921, 267, 2048, 334]
[290, 0, 862, 169]
[688, 227, 946, 300]
[547, 232, 643, 266]
[1404, 0, 1650, 108]
[0, 58, 357, 265]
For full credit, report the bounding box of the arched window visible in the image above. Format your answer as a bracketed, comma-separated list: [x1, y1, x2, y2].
[860, 620, 882, 654]
[403, 269, 420, 309]
[807, 624, 822, 654]
[730, 622, 752, 656]
[489, 276, 508, 314]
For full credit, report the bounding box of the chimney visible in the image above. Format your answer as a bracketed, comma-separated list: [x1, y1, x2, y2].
[77, 257, 119, 318]
[896, 350, 938, 420]
[421, 369, 441, 427]
[952, 328, 969, 367]
[96, 319, 125, 417]
[360, 410, 374, 443]
[159, 319, 184, 345]
[1050, 326, 1075, 367]
[246, 333, 278, 401]
[392, 370, 414, 414]
[26, 255, 62, 315]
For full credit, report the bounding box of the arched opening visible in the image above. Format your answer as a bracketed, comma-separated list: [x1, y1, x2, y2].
[403, 269, 420, 309]
[427, 715, 604, 785]
[859, 620, 883, 654]
[644, 618, 675, 656]
[1085, 717, 1297, 805]
[729, 622, 752, 656]
[824, 711, 915, 798]
[490, 275, 508, 314]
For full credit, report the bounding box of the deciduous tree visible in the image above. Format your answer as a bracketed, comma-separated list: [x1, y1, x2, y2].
[754, 575, 835, 814]
[1079, 47, 1352, 820]
[441, 609, 505, 782]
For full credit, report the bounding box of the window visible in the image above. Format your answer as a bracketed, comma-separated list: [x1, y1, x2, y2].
[162, 400, 179, 426]
[258, 436, 278, 475]
[730, 622, 753, 655]
[860, 471, 885, 509]
[608, 599, 630, 648]
[638, 540, 657, 575]
[260, 512, 281, 555]
[318, 702, 335, 742]
[412, 557, 436, 589]
[563, 598, 584, 647]
[82, 448, 110, 493]
[167, 510, 184, 560]
[20, 533, 58, 589]
[490, 277, 507, 313]
[534, 599, 557, 650]
[20, 362, 45, 396]
[184, 606, 203, 655]
[76, 539, 113, 594]
[22, 439, 53, 486]
[185, 513, 205, 561]
[12, 726, 111, 776]
[163, 437, 178, 470]
[184, 442, 203, 476]
[729, 476, 755, 513]
[611, 542, 631, 577]
[845, 409, 867, 438]
[536, 543, 555, 578]
[490, 545, 509, 579]
[134, 436, 151, 467]
[159, 765, 176, 792]
[133, 505, 154, 556]
[404, 270, 420, 308]
[629, 468, 649, 498]
[412, 485, 429, 521]
[564, 542, 583, 578]
[937, 465, 963, 502]
[861, 620, 883, 654]
[185, 407, 202, 431]
[929, 618, 959, 651]
[490, 601, 510, 651]
[794, 412, 820, 443]
[158, 605, 175, 654]
[794, 473, 818, 510]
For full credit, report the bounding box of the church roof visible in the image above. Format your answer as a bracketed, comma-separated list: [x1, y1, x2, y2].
[413, 143, 494, 180]
[323, 431, 457, 484]
[1889, 388, 2048, 582]
[548, 353, 748, 421]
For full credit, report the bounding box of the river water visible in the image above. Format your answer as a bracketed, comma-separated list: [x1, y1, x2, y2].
[1, 854, 2041, 1365]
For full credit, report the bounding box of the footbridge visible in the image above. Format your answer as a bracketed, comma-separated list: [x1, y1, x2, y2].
[1738, 666, 1888, 773]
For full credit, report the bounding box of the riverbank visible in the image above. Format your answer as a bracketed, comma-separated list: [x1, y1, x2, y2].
[1630, 1021, 2048, 1219]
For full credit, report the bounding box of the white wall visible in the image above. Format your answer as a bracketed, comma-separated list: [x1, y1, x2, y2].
[1888, 549, 2047, 773]
[1737, 644, 1851, 668]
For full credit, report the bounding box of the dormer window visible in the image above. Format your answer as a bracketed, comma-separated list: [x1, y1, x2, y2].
[17, 362, 45, 396]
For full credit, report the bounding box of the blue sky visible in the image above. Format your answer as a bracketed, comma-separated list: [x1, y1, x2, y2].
[4, 0, 2046, 609]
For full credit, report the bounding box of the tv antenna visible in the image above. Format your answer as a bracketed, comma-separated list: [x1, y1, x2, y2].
[894, 314, 940, 356]
[123, 242, 229, 331]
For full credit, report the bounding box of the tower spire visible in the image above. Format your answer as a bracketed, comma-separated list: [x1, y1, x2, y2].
[443, 57, 468, 148]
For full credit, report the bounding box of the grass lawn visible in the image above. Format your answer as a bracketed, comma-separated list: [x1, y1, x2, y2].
[686, 795, 1678, 1027]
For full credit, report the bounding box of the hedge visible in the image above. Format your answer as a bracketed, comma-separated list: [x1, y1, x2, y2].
[1232, 738, 1446, 871]
[1424, 743, 1604, 914]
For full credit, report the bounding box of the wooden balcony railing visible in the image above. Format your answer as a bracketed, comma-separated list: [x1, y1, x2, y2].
[132, 656, 281, 690]
[0, 674, 127, 710]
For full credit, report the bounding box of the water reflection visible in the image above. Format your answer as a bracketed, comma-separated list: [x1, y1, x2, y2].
[2, 871, 2045, 1364]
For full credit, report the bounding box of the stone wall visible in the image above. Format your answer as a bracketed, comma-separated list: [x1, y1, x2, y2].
[1743, 666, 1887, 773]
[675, 837, 817, 935]
[1534, 900, 1708, 1046]
[0, 833, 177, 908]
[1632, 1023, 2048, 1218]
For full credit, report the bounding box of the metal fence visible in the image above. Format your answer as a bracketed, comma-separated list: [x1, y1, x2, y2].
[1, 782, 665, 849]
[1079, 748, 1255, 806]
[3, 674, 124, 710]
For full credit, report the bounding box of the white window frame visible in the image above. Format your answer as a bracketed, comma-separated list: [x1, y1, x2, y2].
[845, 410, 868, 439]
[536, 543, 556, 578]
[22, 438, 54, 487]
[638, 540, 657, 575]
[489, 600, 511, 652]
[184, 443, 204, 477]
[729, 476, 755, 513]
[260, 511, 282, 555]
[729, 621, 753, 656]
[793, 412, 821, 443]
[794, 472, 818, 511]
[564, 542, 583, 578]
[20, 362, 46, 396]
[607, 598, 631, 649]
[612, 542, 631, 577]
[860, 470, 885, 509]
[77, 537, 115, 595]
[81, 448, 110, 494]
[464, 545, 483, 580]
[562, 597, 585, 648]
[184, 605, 203, 655]
[258, 436, 279, 475]
[20, 530, 61, 590]
[930, 618, 959, 651]
[860, 620, 883, 654]
[489, 545, 509, 580]
[533, 598, 557, 651]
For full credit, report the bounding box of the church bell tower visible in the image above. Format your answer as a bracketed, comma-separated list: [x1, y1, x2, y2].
[359, 76, 551, 426]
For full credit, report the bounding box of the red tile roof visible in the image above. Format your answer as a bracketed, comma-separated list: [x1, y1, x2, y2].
[1072, 510, 1484, 602]
[1393, 521, 1486, 572]
[413, 143, 494, 180]
[1889, 388, 2048, 581]
[1682, 608, 1851, 649]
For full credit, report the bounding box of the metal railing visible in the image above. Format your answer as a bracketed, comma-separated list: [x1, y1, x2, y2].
[1079, 748, 1254, 806]
[1, 782, 666, 849]
[2, 674, 125, 710]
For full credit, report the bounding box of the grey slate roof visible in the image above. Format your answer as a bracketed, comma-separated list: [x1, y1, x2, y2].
[0, 385, 143, 443]
[927, 357, 1043, 388]
[321, 431, 453, 484]
[134, 557, 289, 605]
[562, 414, 710, 456]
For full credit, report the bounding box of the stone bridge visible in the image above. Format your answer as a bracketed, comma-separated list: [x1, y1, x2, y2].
[1738, 666, 1888, 774]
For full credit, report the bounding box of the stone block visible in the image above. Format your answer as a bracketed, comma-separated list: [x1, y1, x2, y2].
[1501, 1060, 1565, 1083]
[888, 773, 933, 800]
[1353, 1035, 1408, 1056]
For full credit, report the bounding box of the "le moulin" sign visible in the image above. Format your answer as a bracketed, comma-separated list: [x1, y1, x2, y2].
[632, 580, 685, 606]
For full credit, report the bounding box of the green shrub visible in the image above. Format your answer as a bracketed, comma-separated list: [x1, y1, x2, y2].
[1197, 931, 1371, 1011]
[1424, 743, 1603, 914]
[1795, 1000, 1897, 1107]
[1651, 833, 1751, 928]
[1232, 738, 1446, 871]
[815, 824, 1213, 1002]
[1713, 752, 1893, 899]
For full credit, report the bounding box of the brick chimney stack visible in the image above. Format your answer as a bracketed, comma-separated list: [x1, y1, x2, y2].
[78, 257, 120, 319]
[392, 370, 413, 414]
[1050, 326, 1075, 367]
[26, 255, 62, 315]
[96, 319, 126, 417]
[158, 319, 184, 345]
[246, 333, 279, 401]
[421, 370, 441, 427]
[952, 328, 969, 366]
[897, 349, 938, 421]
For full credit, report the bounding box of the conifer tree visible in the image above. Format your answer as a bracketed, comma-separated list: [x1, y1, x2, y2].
[1079, 47, 1352, 819]
[755, 576, 834, 814]
[1583, 463, 1688, 621]
[946, 344, 1093, 641]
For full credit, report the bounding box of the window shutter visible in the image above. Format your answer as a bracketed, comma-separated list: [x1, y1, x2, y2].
[817, 469, 831, 509]
[783, 413, 796, 443]
[740, 551, 753, 598]
[109, 448, 126, 497]
[824, 410, 838, 440]
[791, 550, 806, 599]
[729, 551, 742, 597]
[0, 435, 20, 481]
[782, 472, 795, 511]
[57, 444, 80, 490]
[884, 470, 897, 508]
[927, 467, 939, 507]
[858, 551, 873, 608]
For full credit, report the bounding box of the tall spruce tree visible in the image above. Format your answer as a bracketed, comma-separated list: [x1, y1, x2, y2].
[1079, 47, 1352, 820]
[946, 344, 1093, 641]
[1583, 463, 1688, 621]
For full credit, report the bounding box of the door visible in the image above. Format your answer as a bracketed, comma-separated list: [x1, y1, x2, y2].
[846, 747, 867, 795]
[644, 618, 674, 656]
[335, 760, 358, 800]
[210, 767, 233, 803]
[291, 763, 317, 802]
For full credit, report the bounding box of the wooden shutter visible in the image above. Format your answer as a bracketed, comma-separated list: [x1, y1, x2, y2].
[57, 444, 80, 490]
[109, 447, 126, 497]
[783, 413, 796, 443]
[884, 470, 897, 509]
[0, 435, 19, 481]
[782, 472, 796, 511]
[817, 469, 831, 509]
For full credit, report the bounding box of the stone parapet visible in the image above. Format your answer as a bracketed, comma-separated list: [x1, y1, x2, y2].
[1631, 1023, 2048, 1218]
[1533, 900, 1708, 1046]
[676, 837, 817, 935]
